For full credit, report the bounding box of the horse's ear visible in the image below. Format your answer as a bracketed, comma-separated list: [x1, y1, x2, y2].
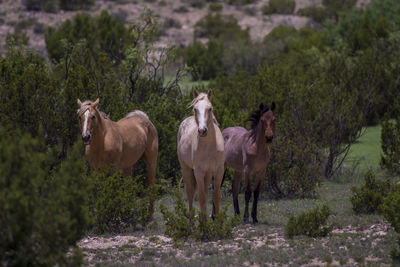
[207, 88, 212, 99]
[259, 103, 265, 110]
[92, 98, 99, 108]
[270, 102, 276, 111]
[77, 99, 82, 107]
[193, 89, 199, 98]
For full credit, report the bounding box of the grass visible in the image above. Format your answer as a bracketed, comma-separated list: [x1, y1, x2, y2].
[346, 125, 382, 170]
[79, 125, 399, 266]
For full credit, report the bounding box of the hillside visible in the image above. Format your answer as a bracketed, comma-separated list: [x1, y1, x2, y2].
[0, 0, 370, 57]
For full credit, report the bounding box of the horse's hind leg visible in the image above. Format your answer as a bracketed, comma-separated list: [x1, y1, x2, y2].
[182, 164, 196, 212]
[243, 169, 252, 224]
[232, 170, 243, 216]
[144, 148, 157, 215]
[144, 149, 157, 186]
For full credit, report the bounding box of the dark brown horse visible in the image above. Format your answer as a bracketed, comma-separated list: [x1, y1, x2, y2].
[222, 103, 276, 223]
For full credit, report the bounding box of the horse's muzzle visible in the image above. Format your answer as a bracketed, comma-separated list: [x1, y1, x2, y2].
[82, 134, 91, 145]
[198, 128, 208, 137]
[265, 136, 273, 143]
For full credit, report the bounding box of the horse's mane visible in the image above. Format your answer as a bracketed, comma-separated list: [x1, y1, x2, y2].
[189, 93, 219, 126]
[248, 106, 270, 141]
[77, 100, 109, 120]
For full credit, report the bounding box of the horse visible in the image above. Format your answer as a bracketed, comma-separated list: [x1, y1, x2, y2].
[222, 102, 276, 223]
[76, 98, 158, 187]
[177, 89, 225, 218]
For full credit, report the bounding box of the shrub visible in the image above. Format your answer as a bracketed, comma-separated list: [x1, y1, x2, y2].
[266, 134, 323, 198]
[209, 2, 223, 12]
[350, 170, 392, 214]
[381, 188, 400, 262]
[297, 6, 328, 23]
[194, 13, 249, 41]
[88, 170, 159, 233]
[45, 11, 132, 62]
[285, 204, 332, 238]
[262, 0, 296, 15]
[23, 0, 93, 12]
[0, 129, 89, 266]
[380, 118, 400, 174]
[184, 40, 224, 80]
[160, 190, 240, 243]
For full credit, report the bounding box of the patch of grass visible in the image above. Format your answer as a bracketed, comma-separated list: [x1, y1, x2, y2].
[346, 125, 382, 170]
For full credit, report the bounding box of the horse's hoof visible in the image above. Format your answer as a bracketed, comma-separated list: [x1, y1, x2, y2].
[252, 218, 258, 224]
[243, 218, 250, 224]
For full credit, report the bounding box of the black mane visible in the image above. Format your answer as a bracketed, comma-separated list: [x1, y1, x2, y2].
[248, 106, 269, 141]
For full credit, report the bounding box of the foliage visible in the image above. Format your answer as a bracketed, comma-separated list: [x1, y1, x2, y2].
[184, 40, 223, 80]
[209, 2, 223, 12]
[350, 170, 392, 214]
[23, 0, 94, 12]
[285, 204, 332, 238]
[266, 134, 323, 198]
[88, 170, 160, 233]
[0, 45, 60, 147]
[262, 0, 296, 15]
[380, 118, 400, 174]
[46, 11, 132, 62]
[160, 190, 240, 243]
[194, 12, 249, 41]
[0, 129, 89, 266]
[381, 189, 400, 232]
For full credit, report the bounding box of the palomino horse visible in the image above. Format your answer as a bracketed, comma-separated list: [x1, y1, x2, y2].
[177, 89, 225, 217]
[223, 103, 276, 223]
[77, 98, 158, 187]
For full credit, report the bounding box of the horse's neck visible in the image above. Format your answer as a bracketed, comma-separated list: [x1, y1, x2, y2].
[90, 117, 107, 152]
[254, 123, 268, 152]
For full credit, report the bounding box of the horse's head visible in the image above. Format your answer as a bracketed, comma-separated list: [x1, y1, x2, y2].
[259, 102, 276, 143]
[192, 89, 213, 137]
[77, 98, 100, 145]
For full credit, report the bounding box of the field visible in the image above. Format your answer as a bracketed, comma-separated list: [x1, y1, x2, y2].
[79, 126, 397, 266]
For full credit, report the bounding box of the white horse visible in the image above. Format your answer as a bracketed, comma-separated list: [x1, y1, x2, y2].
[177, 89, 225, 217]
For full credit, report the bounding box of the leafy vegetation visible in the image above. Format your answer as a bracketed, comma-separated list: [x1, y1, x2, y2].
[0, 130, 89, 266]
[160, 190, 240, 243]
[285, 204, 332, 238]
[350, 170, 393, 214]
[381, 118, 400, 174]
[262, 0, 296, 15]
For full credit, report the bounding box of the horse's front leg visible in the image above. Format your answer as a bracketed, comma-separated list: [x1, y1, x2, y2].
[243, 168, 252, 224]
[251, 170, 265, 224]
[194, 168, 207, 215]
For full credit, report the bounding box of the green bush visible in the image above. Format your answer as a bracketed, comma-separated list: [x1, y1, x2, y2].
[266, 134, 323, 198]
[297, 6, 328, 23]
[160, 190, 240, 243]
[88, 170, 159, 233]
[381, 118, 400, 174]
[209, 2, 223, 12]
[45, 11, 132, 62]
[194, 13, 249, 41]
[285, 204, 332, 238]
[380, 188, 400, 262]
[0, 129, 89, 266]
[262, 0, 296, 15]
[350, 170, 392, 214]
[23, 0, 93, 12]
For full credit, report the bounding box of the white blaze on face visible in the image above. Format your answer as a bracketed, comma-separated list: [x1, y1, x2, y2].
[197, 100, 207, 130]
[82, 110, 89, 136]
